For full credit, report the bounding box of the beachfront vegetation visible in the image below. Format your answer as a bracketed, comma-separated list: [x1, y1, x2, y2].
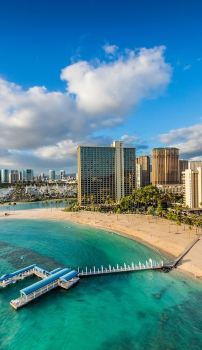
[67, 185, 202, 230]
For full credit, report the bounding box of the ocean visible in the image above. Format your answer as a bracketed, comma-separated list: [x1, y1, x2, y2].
[0, 219, 201, 350]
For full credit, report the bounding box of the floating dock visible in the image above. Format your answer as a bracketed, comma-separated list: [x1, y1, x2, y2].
[10, 268, 79, 310]
[0, 264, 79, 310]
[0, 264, 50, 288]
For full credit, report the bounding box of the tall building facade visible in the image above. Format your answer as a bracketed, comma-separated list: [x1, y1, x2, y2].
[113, 141, 125, 200]
[136, 163, 142, 188]
[25, 169, 34, 182]
[77, 141, 136, 205]
[198, 167, 202, 207]
[184, 168, 202, 208]
[152, 148, 179, 185]
[60, 170, 66, 180]
[136, 156, 150, 187]
[123, 144, 136, 198]
[20, 169, 34, 182]
[49, 170, 56, 180]
[179, 160, 188, 184]
[9, 170, 19, 184]
[1, 169, 9, 183]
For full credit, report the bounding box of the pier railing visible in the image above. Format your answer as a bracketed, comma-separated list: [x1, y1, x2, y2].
[11, 280, 59, 309]
[0, 267, 50, 288]
[2, 236, 200, 310]
[78, 259, 164, 277]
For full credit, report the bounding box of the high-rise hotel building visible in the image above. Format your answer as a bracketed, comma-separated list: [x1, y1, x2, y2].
[49, 170, 56, 181]
[1, 169, 9, 183]
[77, 141, 136, 205]
[152, 148, 179, 185]
[179, 160, 188, 184]
[136, 156, 150, 187]
[9, 170, 19, 184]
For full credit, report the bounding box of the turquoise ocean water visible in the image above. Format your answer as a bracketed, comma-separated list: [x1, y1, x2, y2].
[0, 219, 202, 350]
[0, 200, 68, 212]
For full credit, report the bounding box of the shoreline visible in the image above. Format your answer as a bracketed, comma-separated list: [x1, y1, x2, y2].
[0, 198, 75, 206]
[92, 225, 175, 261]
[0, 208, 202, 280]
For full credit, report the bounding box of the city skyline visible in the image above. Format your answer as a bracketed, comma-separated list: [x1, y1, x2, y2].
[0, 0, 202, 172]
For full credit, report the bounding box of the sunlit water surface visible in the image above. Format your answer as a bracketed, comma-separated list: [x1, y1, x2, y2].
[0, 200, 69, 212]
[0, 219, 201, 350]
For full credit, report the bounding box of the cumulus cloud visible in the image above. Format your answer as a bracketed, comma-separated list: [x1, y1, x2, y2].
[0, 45, 171, 171]
[160, 123, 202, 159]
[36, 140, 77, 160]
[61, 46, 171, 116]
[0, 79, 85, 150]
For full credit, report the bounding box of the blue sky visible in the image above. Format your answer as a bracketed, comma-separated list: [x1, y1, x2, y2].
[0, 0, 202, 172]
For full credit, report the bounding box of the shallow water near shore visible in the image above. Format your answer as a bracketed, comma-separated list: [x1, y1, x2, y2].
[0, 199, 68, 212]
[0, 219, 202, 350]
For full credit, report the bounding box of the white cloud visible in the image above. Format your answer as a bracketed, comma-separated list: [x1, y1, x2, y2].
[121, 134, 148, 150]
[160, 123, 202, 159]
[61, 46, 171, 116]
[0, 45, 171, 171]
[103, 44, 119, 55]
[121, 134, 139, 144]
[36, 140, 77, 160]
[0, 79, 79, 150]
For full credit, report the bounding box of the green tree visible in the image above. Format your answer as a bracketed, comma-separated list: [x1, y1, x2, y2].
[146, 206, 155, 216]
[156, 202, 164, 217]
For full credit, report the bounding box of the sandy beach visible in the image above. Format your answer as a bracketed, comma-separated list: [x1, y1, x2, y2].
[0, 208, 202, 279]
